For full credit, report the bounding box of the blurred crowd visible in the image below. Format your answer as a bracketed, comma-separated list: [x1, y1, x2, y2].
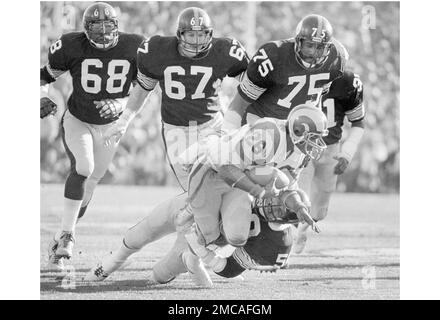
[40, 1, 400, 193]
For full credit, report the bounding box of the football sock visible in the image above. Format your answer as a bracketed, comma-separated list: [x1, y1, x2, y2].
[77, 205, 88, 222]
[61, 198, 83, 233]
[112, 239, 139, 262]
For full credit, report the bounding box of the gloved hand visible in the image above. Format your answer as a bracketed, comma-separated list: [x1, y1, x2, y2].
[94, 99, 123, 119]
[102, 110, 135, 147]
[40, 97, 57, 119]
[333, 153, 350, 175]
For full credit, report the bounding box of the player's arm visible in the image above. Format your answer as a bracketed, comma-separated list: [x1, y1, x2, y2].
[218, 164, 274, 199]
[222, 43, 277, 131]
[40, 37, 70, 119]
[103, 39, 158, 144]
[334, 74, 365, 174]
[102, 82, 154, 145]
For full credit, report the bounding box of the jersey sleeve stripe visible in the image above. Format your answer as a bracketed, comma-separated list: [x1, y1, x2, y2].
[137, 70, 158, 90]
[345, 103, 365, 121]
[232, 247, 258, 269]
[46, 63, 66, 79]
[239, 72, 267, 101]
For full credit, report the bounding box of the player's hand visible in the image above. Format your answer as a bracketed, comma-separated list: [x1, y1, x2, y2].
[261, 177, 281, 199]
[283, 190, 319, 233]
[297, 207, 320, 233]
[94, 99, 123, 119]
[40, 97, 57, 119]
[102, 117, 129, 147]
[333, 154, 350, 175]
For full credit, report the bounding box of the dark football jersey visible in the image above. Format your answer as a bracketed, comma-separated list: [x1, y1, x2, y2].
[220, 211, 293, 277]
[321, 70, 365, 145]
[136, 36, 249, 126]
[239, 38, 348, 120]
[42, 32, 145, 125]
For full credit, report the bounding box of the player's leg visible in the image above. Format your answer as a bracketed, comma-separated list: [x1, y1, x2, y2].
[220, 189, 252, 247]
[151, 232, 213, 288]
[294, 144, 339, 253]
[297, 157, 316, 197]
[187, 166, 230, 246]
[85, 193, 187, 281]
[309, 143, 339, 221]
[161, 122, 192, 192]
[52, 110, 95, 263]
[76, 122, 120, 222]
[293, 159, 316, 253]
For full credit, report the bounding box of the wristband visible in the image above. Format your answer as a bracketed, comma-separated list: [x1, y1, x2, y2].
[40, 85, 49, 99]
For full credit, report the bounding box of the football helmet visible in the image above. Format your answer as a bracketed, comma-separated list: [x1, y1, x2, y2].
[294, 14, 333, 69]
[83, 2, 119, 50]
[286, 104, 328, 160]
[176, 7, 213, 58]
[252, 189, 310, 224]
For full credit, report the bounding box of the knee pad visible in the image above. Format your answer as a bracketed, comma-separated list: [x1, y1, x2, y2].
[64, 172, 88, 200]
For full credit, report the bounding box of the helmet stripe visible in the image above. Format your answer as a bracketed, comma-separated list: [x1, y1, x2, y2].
[316, 16, 323, 42]
[193, 8, 199, 27]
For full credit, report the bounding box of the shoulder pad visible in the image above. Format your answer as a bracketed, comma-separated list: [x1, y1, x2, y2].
[331, 38, 349, 63]
[330, 70, 362, 98]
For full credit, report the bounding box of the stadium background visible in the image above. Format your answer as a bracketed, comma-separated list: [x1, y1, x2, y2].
[40, 1, 400, 193]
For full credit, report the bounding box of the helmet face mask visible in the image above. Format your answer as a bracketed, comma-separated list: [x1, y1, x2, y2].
[295, 132, 327, 160]
[296, 39, 331, 68]
[253, 197, 299, 225]
[287, 104, 329, 160]
[176, 7, 213, 58]
[178, 29, 213, 57]
[83, 2, 119, 50]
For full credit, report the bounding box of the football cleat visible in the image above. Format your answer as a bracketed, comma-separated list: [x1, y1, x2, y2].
[84, 263, 109, 282]
[55, 231, 75, 259]
[47, 237, 64, 271]
[181, 251, 213, 288]
[293, 222, 309, 254]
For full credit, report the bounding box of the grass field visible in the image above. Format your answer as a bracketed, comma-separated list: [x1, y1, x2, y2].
[40, 184, 399, 300]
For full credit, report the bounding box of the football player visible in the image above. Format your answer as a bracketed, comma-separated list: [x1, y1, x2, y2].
[85, 171, 311, 287]
[103, 7, 249, 190]
[222, 14, 348, 130]
[149, 187, 311, 287]
[95, 7, 250, 278]
[40, 2, 145, 270]
[181, 104, 328, 252]
[85, 105, 326, 285]
[294, 70, 365, 253]
[185, 188, 310, 281]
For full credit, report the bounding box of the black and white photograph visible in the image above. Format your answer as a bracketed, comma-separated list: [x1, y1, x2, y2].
[36, 1, 401, 301]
